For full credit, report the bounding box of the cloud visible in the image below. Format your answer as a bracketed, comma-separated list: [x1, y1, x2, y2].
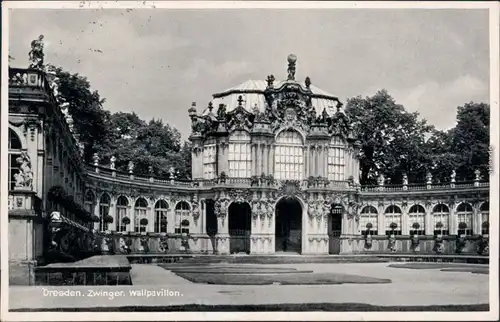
[8, 9, 489, 141]
[384, 75, 489, 130]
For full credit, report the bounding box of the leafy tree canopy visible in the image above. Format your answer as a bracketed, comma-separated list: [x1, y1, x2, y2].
[346, 90, 489, 185]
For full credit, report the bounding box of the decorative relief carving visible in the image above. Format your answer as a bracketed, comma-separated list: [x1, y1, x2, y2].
[14, 151, 34, 189]
[229, 189, 251, 204]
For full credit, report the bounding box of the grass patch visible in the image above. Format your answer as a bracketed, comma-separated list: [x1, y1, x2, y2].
[388, 263, 488, 270]
[10, 303, 489, 312]
[173, 272, 391, 285]
[440, 267, 489, 275]
[165, 267, 312, 274]
[176, 256, 389, 265]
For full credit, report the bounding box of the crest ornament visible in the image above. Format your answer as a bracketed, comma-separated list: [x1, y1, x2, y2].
[278, 180, 303, 199]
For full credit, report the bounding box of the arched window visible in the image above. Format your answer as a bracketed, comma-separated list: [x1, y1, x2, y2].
[274, 129, 304, 180]
[228, 131, 251, 178]
[154, 200, 169, 233]
[432, 204, 449, 235]
[99, 193, 111, 232]
[134, 198, 148, 233]
[456, 203, 473, 236]
[384, 205, 402, 235]
[175, 201, 191, 234]
[116, 196, 129, 232]
[84, 190, 95, 214]
[8, 129, 22, 191]
[360, 206, 378, 235]
[481, 202, 489, 235]
[408, 205, 425, 235]
[203, 143, 217, 180]
[327, 136, 345, 181]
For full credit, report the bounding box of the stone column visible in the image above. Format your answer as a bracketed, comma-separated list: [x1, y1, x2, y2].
[473, 204, 480, 235]
[305, 146, 310, 178]
[449, 203, 457, 235]
[109, 197, 117, 232]
[425, 205, 433, 235]
[251, 144, 257, 176]
[215, 199, 230, 254]
[128, 203, 135, 232]
[94, 201, 100, 231]
[402, 208, 409, 235]
[377, 202, 385, 236]
[320, 145, 325, 177]
[345, 147, 351, 180]
[263, 143, 268, 175]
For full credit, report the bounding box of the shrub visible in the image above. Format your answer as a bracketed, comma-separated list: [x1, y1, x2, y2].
[122, 217, 130, 225]
[412, 222, 420, 230]
[140, 218, 148, 226]
[389, 222, 398, 230]
[104, 215, 113, 224]
[181, 219, 190, 226]
[435, 221, 443, 229]
[458, 222, 467, 230]
[366, 222, 373, 230]
[91, 215, 100, 222]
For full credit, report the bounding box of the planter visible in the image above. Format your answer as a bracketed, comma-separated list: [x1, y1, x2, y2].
[478, 235, 489, 255]
[434, 235, 444, 254]
[364, 234, 372, 250]
[455, 235, 467, 254]
[410, 235, 420, 252]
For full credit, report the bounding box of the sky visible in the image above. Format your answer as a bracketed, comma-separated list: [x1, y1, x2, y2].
[8, 8, 490, 140]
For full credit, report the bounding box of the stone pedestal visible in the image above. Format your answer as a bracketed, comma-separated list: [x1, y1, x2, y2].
[250, 234, 274, 254]
[215, 234, 230, 254]
[9, 189, 43, 285]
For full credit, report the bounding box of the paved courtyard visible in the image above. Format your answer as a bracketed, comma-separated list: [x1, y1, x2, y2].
[9, 262, 489, 310]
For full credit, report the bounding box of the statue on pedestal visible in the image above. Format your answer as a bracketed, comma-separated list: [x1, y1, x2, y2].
[29, 35, 45, 69]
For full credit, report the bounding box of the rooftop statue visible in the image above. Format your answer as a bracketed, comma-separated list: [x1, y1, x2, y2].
[287, 54, 297, 81]
[29, 35, 45, 69]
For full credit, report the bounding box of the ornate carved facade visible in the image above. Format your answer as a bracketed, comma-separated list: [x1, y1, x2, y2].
[8, 53, 491, 262]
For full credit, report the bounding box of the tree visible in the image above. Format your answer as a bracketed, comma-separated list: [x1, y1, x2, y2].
[345, 90, 434, 185]
[53, 66, 110, 163]
[92, 112, 192, 179]
[450, 102, 490, 181]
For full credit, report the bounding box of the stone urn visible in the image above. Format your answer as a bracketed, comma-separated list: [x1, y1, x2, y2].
[388, 234, 396, 252]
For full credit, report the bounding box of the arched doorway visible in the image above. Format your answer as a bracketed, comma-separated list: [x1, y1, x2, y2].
[228, 202, 251, 254]
[328, 204, 343, 254]
[275, 198, 302, 253]
[205, 199, 218, 254]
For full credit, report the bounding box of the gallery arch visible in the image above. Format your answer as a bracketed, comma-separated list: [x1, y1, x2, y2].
[228, 201, 252, 254]
[175, 201, 191, 234]
[328, 203, 343, 254]
[99, 193, 111, 232]
[154, 200, 169, 233]
[116, 196, 129, 232]
[275, 197, 302, 253]
[408, 205, 425, 235]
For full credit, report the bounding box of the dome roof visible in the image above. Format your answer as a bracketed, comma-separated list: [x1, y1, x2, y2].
[202, 79, 341, 117]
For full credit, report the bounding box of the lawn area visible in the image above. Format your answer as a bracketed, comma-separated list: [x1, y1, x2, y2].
[173, 271, 391, 285]
[9, 303, 489, 312]
[162, 266, 313, 274]
[388, 262, 489, 275]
